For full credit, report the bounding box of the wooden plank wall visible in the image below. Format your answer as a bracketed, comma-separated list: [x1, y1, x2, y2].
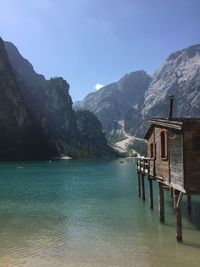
[147, 133, 154, 157]
[154, 127, 169, 180]
[147, 132, 155, 177]
[184, 123, 200, 194]
[169, 129, 184, 189]
[149, 160, 155, 177]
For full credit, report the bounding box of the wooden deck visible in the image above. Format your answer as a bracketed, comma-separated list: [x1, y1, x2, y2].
[136, 156, 185, 241]
[138, 98, 200, 241]
[136, 157, 151, 175]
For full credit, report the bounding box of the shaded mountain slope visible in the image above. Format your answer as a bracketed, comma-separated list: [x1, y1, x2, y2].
[0, 38, 117, 159]
[0, 38, 58, 160]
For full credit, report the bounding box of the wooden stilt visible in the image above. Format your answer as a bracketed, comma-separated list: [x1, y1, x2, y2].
[174, 190, 182, 241]
[158, 182, 165, 222]
[137, 172, 141, 198]
[149, 177, 153, 209]
[141, 174, 145, 201]
[187, 194, 192, 213]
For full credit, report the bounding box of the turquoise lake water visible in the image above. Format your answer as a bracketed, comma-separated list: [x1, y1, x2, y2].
[0, 159, 199, 267]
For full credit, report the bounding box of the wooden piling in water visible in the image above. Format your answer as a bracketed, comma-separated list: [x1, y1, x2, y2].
[149, 177, 153, 209]
[141, 174, 145, 201]
[137, 172, 141, 197]
[174, 190, 182, 241]
[158, 182, 165, 222]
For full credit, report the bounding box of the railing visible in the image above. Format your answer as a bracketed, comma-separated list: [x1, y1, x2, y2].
[136, 157, 150, 175]
[137, 157, 156, 177]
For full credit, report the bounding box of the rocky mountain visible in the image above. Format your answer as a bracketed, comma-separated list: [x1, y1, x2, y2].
[74, 71, 151, 135]
[0, 38, 117, 160]
[75, 44, 200, 143]
[75, 110, 117, 157]
[3, 37, 199, 159]
[4, 41, 76, 143]
[4, 41, 46, 119]
[136, 44, 200, 137]
[0, 38, 58, 160]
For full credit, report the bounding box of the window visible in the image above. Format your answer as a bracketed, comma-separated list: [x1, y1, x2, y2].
[150, 143, 154, 158]
[160, 130, 168, 159]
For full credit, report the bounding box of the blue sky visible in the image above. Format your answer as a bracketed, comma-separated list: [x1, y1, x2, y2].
[0, 0, 200, 101]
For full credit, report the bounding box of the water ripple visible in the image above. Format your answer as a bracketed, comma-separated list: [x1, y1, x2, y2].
[0, 159, 199, 266]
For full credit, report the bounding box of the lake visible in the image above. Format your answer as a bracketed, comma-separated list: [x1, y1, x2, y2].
[0, 159, 199, 266]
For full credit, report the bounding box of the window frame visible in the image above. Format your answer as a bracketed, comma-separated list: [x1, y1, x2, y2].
[150, 142, 155, 159]
[160, 130, 168, 160]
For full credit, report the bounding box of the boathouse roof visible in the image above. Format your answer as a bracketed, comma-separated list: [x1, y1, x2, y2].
[144, 118, 200, 139]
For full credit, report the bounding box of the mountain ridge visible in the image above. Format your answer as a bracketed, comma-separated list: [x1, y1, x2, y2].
[75, 43, 200, 153]
[74, 70, 152, 132]
[0, 37, 118, 160]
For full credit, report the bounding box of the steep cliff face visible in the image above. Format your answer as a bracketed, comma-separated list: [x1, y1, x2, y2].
[4, 42, 75, 139]
[4, 41, 46, 118]
[74, 110, 118, 157]
[143, 44, 200, 117]
[135, 44, 200, 137]
[4, 41, 45, 89]
[1, 38, 117, 159]
[0, 38, 29, 153]
[74, 71, 151, 132]
[43, 77, 75, 140]
[0, 38, 58, 160]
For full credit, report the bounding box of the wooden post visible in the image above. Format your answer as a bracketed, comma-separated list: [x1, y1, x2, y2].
[187, 194, 192, 213]
[141, 174, 145, 201]
[158, 182, 165, 222]
[174, 190, 182, 241]
[149, 177, 153, 209]
[138, 172, 141, 197]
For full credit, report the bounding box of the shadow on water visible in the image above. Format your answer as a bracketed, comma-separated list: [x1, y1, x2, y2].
[163, 222, 197, 231]
[144, 186, 200, 249]
[162, 193, 200, 248]
[180, 240, 200, 249]
[182, 199, 200, 230]
[164, 190, 200, 229]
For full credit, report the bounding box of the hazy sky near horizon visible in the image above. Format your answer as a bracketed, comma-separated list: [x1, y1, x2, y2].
[0, 0, 200, 101]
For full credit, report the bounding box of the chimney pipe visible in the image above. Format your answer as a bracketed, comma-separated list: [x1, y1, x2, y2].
[168, 95, 174, 120]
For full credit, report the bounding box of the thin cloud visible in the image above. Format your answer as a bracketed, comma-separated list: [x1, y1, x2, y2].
[95, 83, 104, 90]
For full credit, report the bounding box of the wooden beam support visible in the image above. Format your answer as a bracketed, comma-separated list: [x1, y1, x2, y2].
[174, 190, 182, 241]
[158, 182, 165, 222]
[137, 172, 141, 198]
[141, 174, 145, 201]
[176, 192, 183, 209]
[149, 177, 154, 209]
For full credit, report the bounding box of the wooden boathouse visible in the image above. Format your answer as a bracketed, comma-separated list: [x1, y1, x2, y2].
[137, 96, 200, 241]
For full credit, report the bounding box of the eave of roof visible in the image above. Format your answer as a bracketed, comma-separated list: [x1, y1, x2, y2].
[144, 118, 183, 139]
[144, 117, 200, 139]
